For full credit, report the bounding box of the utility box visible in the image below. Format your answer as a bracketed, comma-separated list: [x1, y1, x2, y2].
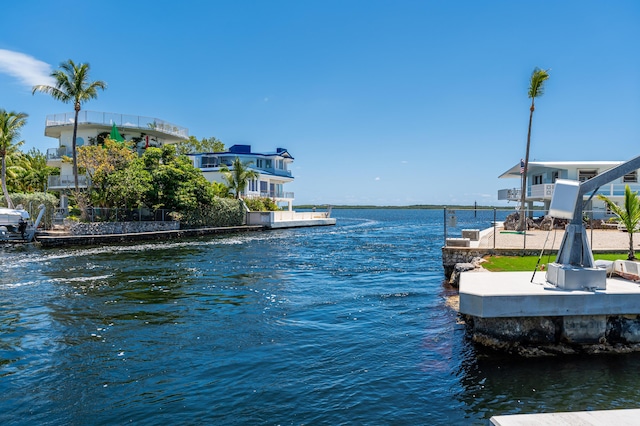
[548, 179, 580, 219]
[462, 229, 480, 241]
[446, 238, 470, 247]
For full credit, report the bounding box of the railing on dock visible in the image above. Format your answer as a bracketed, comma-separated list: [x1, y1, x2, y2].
[442, 207, 615, 250]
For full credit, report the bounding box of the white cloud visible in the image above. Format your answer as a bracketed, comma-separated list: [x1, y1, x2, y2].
[375, 177, 381, 181]
[0, 49, 54, 87]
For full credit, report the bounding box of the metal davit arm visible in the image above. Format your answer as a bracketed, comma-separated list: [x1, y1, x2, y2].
[557, 154, 640, 269]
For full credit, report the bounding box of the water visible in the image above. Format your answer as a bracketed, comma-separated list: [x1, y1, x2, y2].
[2, 209, 640, 425]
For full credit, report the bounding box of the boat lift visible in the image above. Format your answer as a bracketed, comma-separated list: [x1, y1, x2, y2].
[546, 154, 640, 290]
[0, 204, 46, 242]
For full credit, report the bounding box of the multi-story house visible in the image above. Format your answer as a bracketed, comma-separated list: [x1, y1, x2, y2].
[43, 111, 296, 213]
[188, 144, 295, 211]
[44, 110, 188, 212]
[498, 160, 640, 219]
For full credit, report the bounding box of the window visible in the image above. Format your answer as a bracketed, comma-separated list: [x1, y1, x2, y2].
[533, 175, 543, 185]
[201, 155, 218, 168]
[552, 171, 559, 183]
[624, 171, 638, 183]
[579, 170, 597, 182]
[265, 160, 272, 168]
[256, 159, 263, 168]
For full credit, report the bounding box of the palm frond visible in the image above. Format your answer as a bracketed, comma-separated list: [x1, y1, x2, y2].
[528, 67, 550, 99]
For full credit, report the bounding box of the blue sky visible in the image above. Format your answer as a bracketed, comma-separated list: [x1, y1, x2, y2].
[1, 0, 639, 206]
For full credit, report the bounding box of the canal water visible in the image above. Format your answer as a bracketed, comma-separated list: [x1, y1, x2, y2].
[2, 209, 640, 425]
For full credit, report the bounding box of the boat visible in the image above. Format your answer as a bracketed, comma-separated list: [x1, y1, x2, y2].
[0, 204, 46, 243]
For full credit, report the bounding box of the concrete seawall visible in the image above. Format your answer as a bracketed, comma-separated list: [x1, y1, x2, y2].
[36, 225, 264, 247]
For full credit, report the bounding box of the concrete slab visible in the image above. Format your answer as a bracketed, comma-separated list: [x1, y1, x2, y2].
[459, 271, 640, 318]
[490, 408, 640, 425]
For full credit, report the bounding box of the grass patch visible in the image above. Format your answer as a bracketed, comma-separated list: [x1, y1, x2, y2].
[482, 253, 630, 272]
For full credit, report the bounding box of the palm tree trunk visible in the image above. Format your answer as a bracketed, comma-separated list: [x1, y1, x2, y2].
[1, 156, 14, 208]
[519, 101, 535, 231]
[72, 105, 80, 192]
[629, 233, 635, 260]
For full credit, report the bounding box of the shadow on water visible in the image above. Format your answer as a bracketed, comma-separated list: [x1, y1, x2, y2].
[454, 331, 640, 422]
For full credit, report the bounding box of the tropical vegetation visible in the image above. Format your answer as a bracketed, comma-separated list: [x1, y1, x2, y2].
[519, 67, 550, 230]
[0, 109, 28, 208]
[221, 157, 258, 199]
[32, 59, 106, 192]
[74, 142, 244, 226]
[597, 186, 640, 260]
[176, 136, 225, 155]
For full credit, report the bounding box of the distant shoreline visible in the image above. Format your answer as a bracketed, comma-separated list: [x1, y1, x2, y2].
[294, 204, 508, 210]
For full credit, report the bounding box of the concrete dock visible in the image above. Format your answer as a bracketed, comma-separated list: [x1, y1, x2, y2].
[490, 408, 640, 425]
[460, 271, 640, 318]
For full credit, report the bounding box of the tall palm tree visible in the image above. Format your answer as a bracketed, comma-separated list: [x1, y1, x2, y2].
[598, 186, 640, 260]
[519, 67, 550, 230]
[32, 59, 106, 191]
[0, 110, 28, 208]
[220, 157, 258, 199]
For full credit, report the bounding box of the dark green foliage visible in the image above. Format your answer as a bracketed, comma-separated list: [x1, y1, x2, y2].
[244, 197, 280, 211]
[177, 197, 245, 228]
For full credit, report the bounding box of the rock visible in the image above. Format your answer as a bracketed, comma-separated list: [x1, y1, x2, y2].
[449, 262, 477, 286]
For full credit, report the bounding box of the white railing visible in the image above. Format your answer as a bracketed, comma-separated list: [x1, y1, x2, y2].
[45, 111, 189, 139]
[256, 191, 294, 199]
[48, 174, 90, 188]
[499, 182, 640, 202]
[46, 146, 73, 160]
[498, 188, 520, 201]
[530, 183, 555, 198]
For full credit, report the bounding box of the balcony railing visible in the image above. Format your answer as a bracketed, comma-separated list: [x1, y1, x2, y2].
[499, 182, 640, 201]
[247, 191, 294, 200]
[47, 146, 73, 160]
[48, 174, 90, 189]
[45, 111, 189, 139]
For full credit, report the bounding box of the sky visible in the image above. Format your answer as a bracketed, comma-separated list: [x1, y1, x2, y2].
[1, 0, 639, 206]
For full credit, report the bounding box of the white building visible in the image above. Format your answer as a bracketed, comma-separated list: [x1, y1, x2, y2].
[44, 110, 188, 212]
[498, 160, 640, 219]
[45, 110, 188, 187]
[188, 144, 295, 211]
[43, 112, 296, 212]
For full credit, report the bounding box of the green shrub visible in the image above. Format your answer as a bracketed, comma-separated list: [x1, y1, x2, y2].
[179, 197, 245, 228]
[244, 197, 280, 211]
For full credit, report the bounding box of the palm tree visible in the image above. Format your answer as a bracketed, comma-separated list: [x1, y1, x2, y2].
[598, 186, 640, 260]
[220, 157, 258, 199]
[32, 59, 106, 191]
[519, 67, 550, 230]
[0, 110, 28, 208]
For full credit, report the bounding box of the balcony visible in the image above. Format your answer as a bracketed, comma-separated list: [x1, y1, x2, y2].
[498, 188, 520, 201]
[45, 111, 188, 139]
[248, 191, 294, 200]
[499, 182, 640, 202]
[48, 174, 90, 190]
[47, 146, 73, 161]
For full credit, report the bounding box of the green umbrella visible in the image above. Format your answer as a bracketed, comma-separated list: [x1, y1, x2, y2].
[109, 122, 124, 142]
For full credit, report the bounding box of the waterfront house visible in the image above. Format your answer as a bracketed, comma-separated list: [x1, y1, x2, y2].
[44, 110, 188, 214]
[43, 112, 296, 214]
[187, 145, 295, 211]
[498, 160, 640, 219]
